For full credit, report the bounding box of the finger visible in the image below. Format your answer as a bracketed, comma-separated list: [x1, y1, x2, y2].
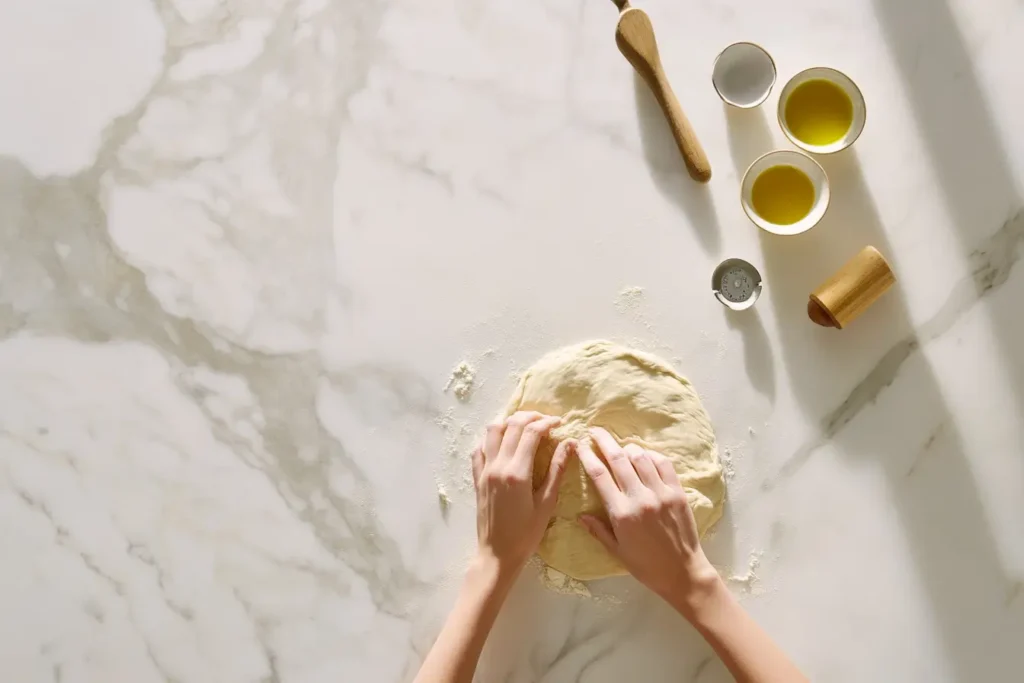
[624, 444, 662, 489]
[483, 421, 506, 463]
[577, 441, 626, 508]
[579, 515, 619, 554]
[471, 444, 484, 486]
[650, 451, 682, 489]
[590, 427, 642, 493]
[496, 411, 545, 462]
[536, 439, 574, 511]
[511, 415, 562, 476]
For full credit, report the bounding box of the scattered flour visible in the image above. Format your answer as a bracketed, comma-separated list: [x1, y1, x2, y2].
[443, 361, 477, 401]
[536, 561, 592, 598]
[720, 446, 736, 480]
[613, 285, 646, 315]
[433, 408, 475, 502]
[437, 486, 451, 517]
[727, 551, 764, 593]
[612, 286, 675, 357]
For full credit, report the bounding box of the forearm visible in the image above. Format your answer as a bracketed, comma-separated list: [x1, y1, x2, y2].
[413, 556, 517, 683]
[672, 578, 808, 683]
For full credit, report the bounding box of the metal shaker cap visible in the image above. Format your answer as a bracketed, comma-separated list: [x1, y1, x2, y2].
[712, 258, 762, 310]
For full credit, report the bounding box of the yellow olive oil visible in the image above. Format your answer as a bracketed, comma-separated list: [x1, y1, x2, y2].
[784, 79, 854, 146]
[751, 165, 815, 225]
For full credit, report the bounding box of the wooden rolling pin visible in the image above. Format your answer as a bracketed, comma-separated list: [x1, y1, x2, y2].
[808, 246, 896, 328]
[613, 1, 712, 183]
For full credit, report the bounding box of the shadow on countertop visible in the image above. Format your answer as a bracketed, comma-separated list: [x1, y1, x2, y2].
[720, 5, 1022, 674]
[634, 73, 722, 257]
[724, 308, 776, 404]
[868, 0, 1024, 677]
[725, 104, 776, 177]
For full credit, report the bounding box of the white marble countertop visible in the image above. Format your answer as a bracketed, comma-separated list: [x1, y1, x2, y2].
[2, 0, 1024, 681]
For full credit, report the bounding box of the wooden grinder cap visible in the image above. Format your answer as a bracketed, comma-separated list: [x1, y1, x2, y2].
[807, 246, 896, 328]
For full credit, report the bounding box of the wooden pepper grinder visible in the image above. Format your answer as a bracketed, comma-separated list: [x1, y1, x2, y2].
[612, 0, 712, 183]
[808, 246, 896, 328]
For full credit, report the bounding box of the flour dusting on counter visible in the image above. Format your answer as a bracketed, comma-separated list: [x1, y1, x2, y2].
[437, 486, 451, 518]
[612, 286, 677, 356]
[444, 360, 477, 401]
[613, 285, 646, 315]
[727, 551, 764, 594]
[538, 563, 593, 598]
[720, 446, 736, 480]
[433, 408, 475, 506]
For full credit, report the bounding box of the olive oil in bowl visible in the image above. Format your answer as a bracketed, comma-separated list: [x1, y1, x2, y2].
[740, 149, 830, 235]
[750, 165, 815, 225]
[784, 79, 853, 146]
[777, 67, 866, 154]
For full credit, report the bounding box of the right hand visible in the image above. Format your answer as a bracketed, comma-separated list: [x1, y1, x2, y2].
[577, 427, 721, 614]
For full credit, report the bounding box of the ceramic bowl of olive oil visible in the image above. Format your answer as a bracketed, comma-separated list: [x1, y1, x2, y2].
[777, 67, 866, 154]
[740, 150, 830, 235]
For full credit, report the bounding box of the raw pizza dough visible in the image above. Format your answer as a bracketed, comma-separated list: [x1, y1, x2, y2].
[502, 340, 725, 581]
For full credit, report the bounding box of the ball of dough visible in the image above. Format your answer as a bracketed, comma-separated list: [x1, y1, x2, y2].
[503, 340, 725, 581]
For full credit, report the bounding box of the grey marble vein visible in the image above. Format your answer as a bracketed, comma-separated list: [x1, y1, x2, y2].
[764, 207, 1024, 490]
[904, 419, 948, 478]
[0, 0, 437, 627]
[1007, 581, 1023, 609]
[10, 485, 176, 683]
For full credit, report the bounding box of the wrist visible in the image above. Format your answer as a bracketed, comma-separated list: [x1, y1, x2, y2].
[467, 551, 522, 593]
[663, 563, 730, 623]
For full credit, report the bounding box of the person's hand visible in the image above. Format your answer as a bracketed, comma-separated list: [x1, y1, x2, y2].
[577, 427, 720, 615]
[471, 411, 575, 576]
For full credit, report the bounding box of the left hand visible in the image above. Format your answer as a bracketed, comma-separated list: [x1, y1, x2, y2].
[471, 411, 575, 575]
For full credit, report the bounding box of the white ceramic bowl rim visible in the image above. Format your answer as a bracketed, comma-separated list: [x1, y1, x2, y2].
[776, 66, 867, 154]
[740, 149, 831, 235]
[712, 42, 777, 109]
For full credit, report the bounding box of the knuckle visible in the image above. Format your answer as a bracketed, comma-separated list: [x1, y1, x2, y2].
[608, 511, 628, 525]
[507, 413, 533, 428]
[486, 422, 505, 434]
[524, 422, 546, 437]
[605, 449, 626, 462]
[664, 489, 687, 506]
[638, 500, 659, 516]
[623, 509, 645, 524]
[489, 470, 521, 485]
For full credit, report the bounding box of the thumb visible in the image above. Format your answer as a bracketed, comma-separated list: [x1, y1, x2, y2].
[579, 514, 619, 554]
[536, 439, 574, 511]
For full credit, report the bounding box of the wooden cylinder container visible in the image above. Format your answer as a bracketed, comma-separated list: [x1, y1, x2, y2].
[807, 246, 895, 328]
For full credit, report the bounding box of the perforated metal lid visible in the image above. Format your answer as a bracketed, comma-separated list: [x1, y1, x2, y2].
[712, 258, 763, 310]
